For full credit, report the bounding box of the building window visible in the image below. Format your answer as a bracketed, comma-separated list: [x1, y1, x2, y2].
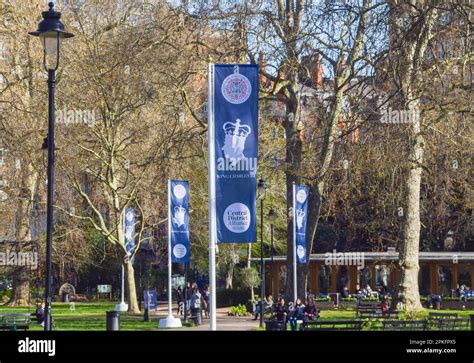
[375, 265, 390, 288]
[318, 265, 332, 295]
[359, 266, 372, 290]
[458, 264, 471, 289]
[419, 265, 431, 296]
[437, 265, 453, 296]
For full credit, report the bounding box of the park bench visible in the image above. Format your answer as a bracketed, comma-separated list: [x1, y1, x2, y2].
[428, 312, 458, 320]
[356, 300, 399, 319]
[301, 320, 364, 331]
[434, 318, 470, 331]
[0, 314, 32, 331]
[427, 312, 459, 330]
[356, 301, 381, 318]
[382, 319, 427, 331]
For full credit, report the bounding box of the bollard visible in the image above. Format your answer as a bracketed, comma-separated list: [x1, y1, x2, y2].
[470, 314, 474, 331]
[106, 311, 120, 331]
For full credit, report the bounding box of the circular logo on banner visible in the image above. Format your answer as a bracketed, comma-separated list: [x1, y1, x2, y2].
[297, 245, 306, 260]
[173, 184, 186, 199]
[223, 203, 251, 233]
[173, 244, 187, 259]
[296, 189, 308, 203]
[221, 74, 252, 104]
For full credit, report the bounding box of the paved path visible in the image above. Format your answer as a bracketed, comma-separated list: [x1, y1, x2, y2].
[148, 302, 260, 331]
[174, 315, 260, 331]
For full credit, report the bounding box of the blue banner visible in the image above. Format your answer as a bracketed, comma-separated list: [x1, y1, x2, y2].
[169, 180, 190, 263]
[143, 290, 157, 310]
[294, 185, 309, 263]
[212, 64, 258, 243]
[124, 208, 135, 254]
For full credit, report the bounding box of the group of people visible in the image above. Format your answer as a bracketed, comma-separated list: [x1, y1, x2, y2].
[352, 283, 375, 299]
[175, 282, 210, 325]
[455, 284, 472, 301]
[253, 295, 319, 331]
[350, 283, 392, 300]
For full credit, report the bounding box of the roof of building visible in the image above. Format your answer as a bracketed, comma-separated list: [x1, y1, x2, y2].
[255, 251, 474, 262]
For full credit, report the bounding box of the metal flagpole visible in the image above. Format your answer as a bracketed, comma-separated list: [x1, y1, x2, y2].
[158, 180, 181, 327]
[115, 211, 128, 312]
[292, 183, 297, 304]
[120, 265, 125, 304]
[167, 179, 173, 318]
[208, 63, 217, 331]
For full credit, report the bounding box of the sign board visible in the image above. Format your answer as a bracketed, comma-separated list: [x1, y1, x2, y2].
[97, 285, 112, 293]
[143, 290, 157, 310]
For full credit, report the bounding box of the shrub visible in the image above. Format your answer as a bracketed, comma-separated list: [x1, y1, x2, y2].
[0, 289, 12, 303]
[228, 304, 250, 317]
[340, 297, 357, 302]
[315, 297, 331, 302]
[362, 297, 379, 301]
[400, 310, 422, 320]
[442, 297, 462, 301]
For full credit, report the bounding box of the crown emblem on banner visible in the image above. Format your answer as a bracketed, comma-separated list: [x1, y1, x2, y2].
[222, 119, 252, 162]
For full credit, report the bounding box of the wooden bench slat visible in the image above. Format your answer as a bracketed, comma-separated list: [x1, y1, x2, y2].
[382, 319, 426, 331]
[301, 320, 364, 331]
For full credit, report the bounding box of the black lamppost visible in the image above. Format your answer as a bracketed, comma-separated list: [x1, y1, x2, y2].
[29, 2, 74, 331]
[268, 208, 276, 296]
[257, 178, 266, 328]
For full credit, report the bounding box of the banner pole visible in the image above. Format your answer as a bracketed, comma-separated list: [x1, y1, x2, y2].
[158, 181, 182, 328]
[208, 63, 217, 331]
[167, 179, 173, 318]
[292, 183, 297, 304]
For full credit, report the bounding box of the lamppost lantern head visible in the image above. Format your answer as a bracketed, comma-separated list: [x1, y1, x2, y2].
[29, 2, 74, 70]
[268, 208, 276, 221]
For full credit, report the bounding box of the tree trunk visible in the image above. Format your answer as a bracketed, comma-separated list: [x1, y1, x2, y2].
[7, 164, 37, 306]
[225, 265, 233, 289]
[398, 102, 424, 312]
[125, 260, 140, 313]
[247, 244, 254, 302]
[7, 269, 30, 306]
[302, 180, 324, 297]
[284, 104, 303, 302]
[388, 0, 438, 313]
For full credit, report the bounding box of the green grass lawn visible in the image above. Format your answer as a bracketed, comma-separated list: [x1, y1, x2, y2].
[255, 308, 474, 331]
[320, 308, 474, 320]
[0, 302, 164, 331]
[0, 303, 472, 331]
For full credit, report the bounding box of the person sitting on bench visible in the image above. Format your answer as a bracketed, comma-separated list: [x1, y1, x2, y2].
[303, 297, 318, 323]
[32, 301, 46, 327]
[274, 298, 288, 322]
[288, 298, 305, 331]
